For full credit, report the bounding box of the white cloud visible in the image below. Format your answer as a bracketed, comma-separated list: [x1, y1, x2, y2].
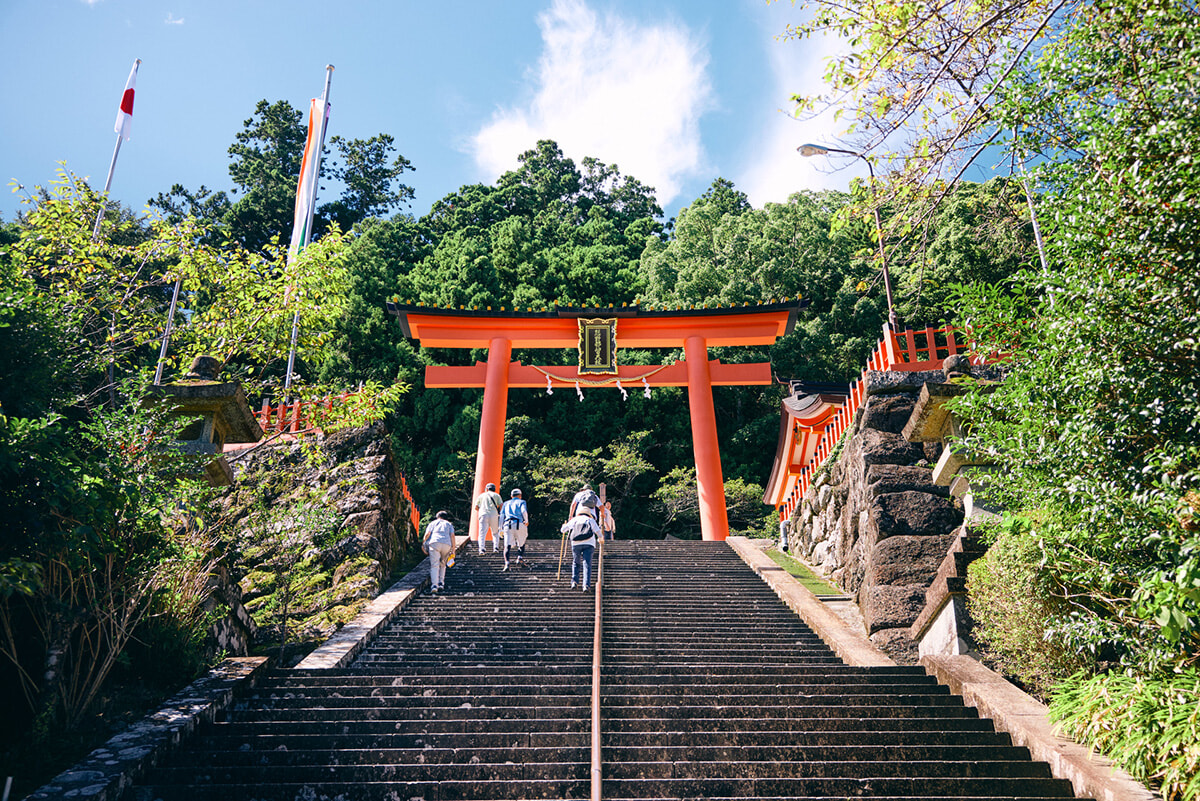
[737, 12, 868, 207]
[165, 13, 185, 24]
[470, 0, 713, 206]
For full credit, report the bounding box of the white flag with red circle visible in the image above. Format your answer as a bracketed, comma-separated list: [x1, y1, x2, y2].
[113, 59, 140, 141]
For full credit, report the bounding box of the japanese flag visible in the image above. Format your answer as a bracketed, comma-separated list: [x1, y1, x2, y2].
[113, 59, 140, 141]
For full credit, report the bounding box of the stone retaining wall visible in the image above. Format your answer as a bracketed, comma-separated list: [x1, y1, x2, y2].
[787, 370, 962, 663]
[211, 422, 420, 659]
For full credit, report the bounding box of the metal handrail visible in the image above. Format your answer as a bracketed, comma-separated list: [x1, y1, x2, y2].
[590, 539, 604, 801]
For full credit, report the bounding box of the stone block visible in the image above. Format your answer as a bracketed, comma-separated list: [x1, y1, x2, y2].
[862, 583, 929, 632]
[864, 464, 949, 499]
[860, 392, 918, 434]
[865, 490, 963, 546]
[870, 627, 920, 665]
[860, 428, 926, 467]
[863, 533, 957, 589]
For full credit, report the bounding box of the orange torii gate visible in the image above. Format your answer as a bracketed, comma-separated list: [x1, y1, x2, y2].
[387, 300, 800, 541]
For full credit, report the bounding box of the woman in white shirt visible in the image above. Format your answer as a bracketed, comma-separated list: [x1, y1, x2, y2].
[422, 510, 456, 593]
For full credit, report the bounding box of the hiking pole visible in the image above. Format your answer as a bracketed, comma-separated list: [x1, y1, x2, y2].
[558, 525, 568, 580]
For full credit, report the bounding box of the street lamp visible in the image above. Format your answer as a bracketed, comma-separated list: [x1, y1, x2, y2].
[797, 143, 898, 331]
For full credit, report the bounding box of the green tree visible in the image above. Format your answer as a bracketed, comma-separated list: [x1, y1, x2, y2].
[320, 134, 415, 231]
[223, 100, 307, 252]
[0, 171, 399, 746]
[951, 0, 1200, 674]
[149, 100, 416, 252]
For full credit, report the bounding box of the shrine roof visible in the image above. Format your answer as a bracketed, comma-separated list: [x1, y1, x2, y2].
[386, 298, 803, 349]
[762, 382, 852, 507]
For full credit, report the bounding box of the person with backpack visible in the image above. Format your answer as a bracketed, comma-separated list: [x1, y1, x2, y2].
[569, 483, 600, 517]
[473, 482, 503, 554]
[500, 488, 529, 572]
[561, 505, 601, 590]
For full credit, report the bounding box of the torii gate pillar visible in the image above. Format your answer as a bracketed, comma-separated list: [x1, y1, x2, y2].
[470, 336, 512, 544]
[685, 335, 728, 540]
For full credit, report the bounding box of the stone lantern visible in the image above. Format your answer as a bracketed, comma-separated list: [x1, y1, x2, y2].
[150, 355, 264, 486]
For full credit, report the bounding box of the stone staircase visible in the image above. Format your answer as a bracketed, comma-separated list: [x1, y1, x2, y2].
[129, 542, 594, 800]
[126, 539, 1086, 800]
[599, 541, 1082, 800]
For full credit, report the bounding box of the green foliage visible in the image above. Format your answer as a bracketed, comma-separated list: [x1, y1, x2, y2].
[239, 488, 342, 660]
[321, 134, 416, 230]
[1049, 670, 1200, 801]
[951, 0, 1200, 677]
[651, 466, 700, 537]
[4, 170, 359, 400]
[766, 548, 841, 596]
[780, 0, 1062, 192]
[965, 516, 1088, 695]
[150, 99, 416, 252]
[0, 394, 216, 727]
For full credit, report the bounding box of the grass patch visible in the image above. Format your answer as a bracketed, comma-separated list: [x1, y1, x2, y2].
[766, 548, 843, 596]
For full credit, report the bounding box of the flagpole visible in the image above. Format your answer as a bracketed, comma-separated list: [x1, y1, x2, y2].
[91, 135, 123, 240]
[153, 277, 183, 385]
[284, 64, 334, 393]
[92, 58, 140, 242]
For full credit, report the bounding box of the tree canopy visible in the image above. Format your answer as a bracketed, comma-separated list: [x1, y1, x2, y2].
[149, 99, 415, 251]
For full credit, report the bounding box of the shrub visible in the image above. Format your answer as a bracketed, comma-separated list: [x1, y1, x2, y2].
[1050, 670, 1200, 801]
[966, 516, 1088, 696]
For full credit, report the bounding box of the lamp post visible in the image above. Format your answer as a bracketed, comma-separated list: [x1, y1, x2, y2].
[798, 143, 898, 331]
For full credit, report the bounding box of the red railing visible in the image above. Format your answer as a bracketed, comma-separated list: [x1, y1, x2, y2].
[400, 472, 420, 532]
[255, 393, 357, 436]
[254, 393, 421, 532]
[786, 322, 990, 505]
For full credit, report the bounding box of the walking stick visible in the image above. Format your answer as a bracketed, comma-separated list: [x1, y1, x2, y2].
[558, 524, 568, 580]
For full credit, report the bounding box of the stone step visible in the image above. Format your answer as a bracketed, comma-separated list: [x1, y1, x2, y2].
[194, 726, 589, 748]
[600, 702, 979, 721]
[131, 778, 590, 800]
[602, 715, 996, 733]
[259, 674, 591, 689]
[602, 682, 950, 697]
[599, 667, 933, 682]
[244, 684, 590, 698]
[227, 704, 588, 722]
[603, 758, 1055, 780]
[600, 728, 1016, 747]
[238, 693, 590, 710]
[210, 717, 586, 735]
[142, 760, 587, 784]
[164, 744, 586, 768]
[599, 693, 962, 709]
[599, 775, 1078, 798]
[601, 675, 945, 689]
[600, 743, 1035, 763]
[604, 798, 1083, 801]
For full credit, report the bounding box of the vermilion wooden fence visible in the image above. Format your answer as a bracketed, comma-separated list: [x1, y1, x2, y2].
[787, 323, 990, 504]
[255, 394, 356, 436]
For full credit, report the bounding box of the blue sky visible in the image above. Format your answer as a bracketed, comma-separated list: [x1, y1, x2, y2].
[1, 0, 877, 224]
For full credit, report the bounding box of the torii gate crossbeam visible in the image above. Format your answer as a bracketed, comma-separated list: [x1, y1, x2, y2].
[388, 301, 799, 541]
